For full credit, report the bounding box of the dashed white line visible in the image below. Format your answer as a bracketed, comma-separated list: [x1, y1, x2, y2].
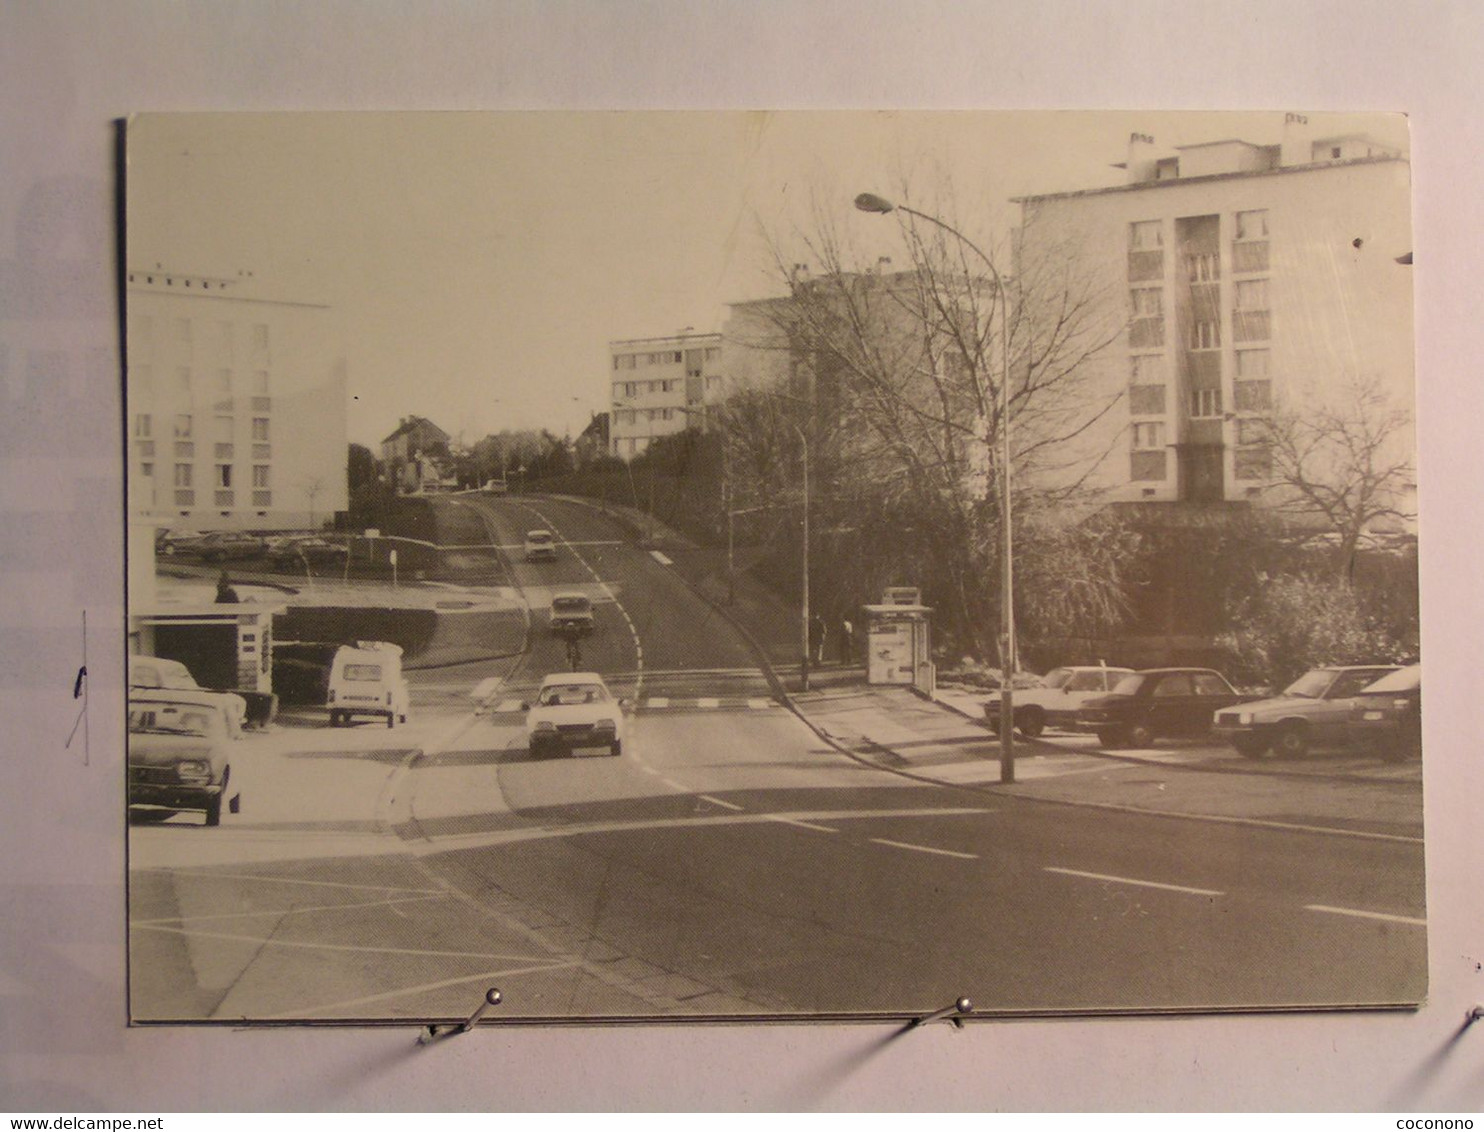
[1044, 866, 1223, 897]
[699, 794, 746, 812]
[870, 838, 978, 860]
[1305, 903, 1426, 927]
[647, 697, 671, 708]
[649, 550, 674, 566]
[747, 698, 772, 710]
[696, 697, 720, 709]
[768, 816, 839, 834]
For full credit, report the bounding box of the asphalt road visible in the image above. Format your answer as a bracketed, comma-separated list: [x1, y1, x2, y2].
[127, 493, 1427, 1023]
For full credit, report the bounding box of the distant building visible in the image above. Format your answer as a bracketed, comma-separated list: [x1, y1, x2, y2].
[573, 411, 610, 468]
[381, 415, 451, 493]
[126, 267, 348, 533]
[608, 332, 724, 458]
[1013, 116, 1414, 513]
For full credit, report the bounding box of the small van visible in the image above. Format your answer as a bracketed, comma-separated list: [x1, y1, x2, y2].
[327, 641, 410, 728]
[550, 593, 595, 636]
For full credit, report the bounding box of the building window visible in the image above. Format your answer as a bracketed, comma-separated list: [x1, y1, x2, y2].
[1235, 348, 1269, 379]
[130, 315, 154, 361]
[252, 370, 269, 395]
[1234, 380, 1272, 411]
[214, 414, 233, 440]
[1185, 252, 1219, 282]
[140, 461, 154, 479]
[1128, 220, 1164, 283]
[1130, 220, 1163, 250]
[250, 323, 270, 365]
[614, 353, 636, 370]
[174, 414, 193, 438]
[622, 382, 638, 398]
[1234, 447, 1273, 480]
[1233, 210, 1270, 273]
[174, 463, 193, 488]
[136, 440, 155, 458]
[1236, 418, 1269, 445]
[1129, 384, 1166, 415]
[134, 413, 151, 438]
[252, 417, 270, 442]
[704, 347, 721, 363]
[1130, 355, 1166, 384]
[1190, 388, 1223, 418]
[253, 444, 271, 460]
[1130, 287, 1164, 347]
[252, 465, 270, 488]
[1132, 421, 1165, 450]
[1189, 318, 1221, 350]
[1234, 278, 1270, 341]
[215, 464, 232, 489]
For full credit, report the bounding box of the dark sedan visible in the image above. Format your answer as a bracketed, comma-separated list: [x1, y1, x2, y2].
[1076, 667, 1249, 749]
[1349, 663, 1421, 763]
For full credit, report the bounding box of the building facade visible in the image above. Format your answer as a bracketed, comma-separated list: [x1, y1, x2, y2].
[608, 332, 724, 458]
[1014, 118, 1414, 513]
[380, 415, 452, 492]
[126, 268, 348, 532]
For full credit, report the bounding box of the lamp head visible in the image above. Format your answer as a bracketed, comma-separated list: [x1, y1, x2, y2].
[853, 192, 896, 215]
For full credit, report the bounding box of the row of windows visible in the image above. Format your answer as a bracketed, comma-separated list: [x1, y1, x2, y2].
[136, 413, 270, 442]
[1130, 409, 1272, 446]
[613, 408, 680, 426]
[1128, 447, 1272, 483]
[612, 347, 722, 371]
[615, 379, 679, 397]
[1128, 380, 1273, 419]
[129, 315, 271, 366]
[131, 364, 272, 397]
[1130, 211, 1268, 250]
[140, 462, 272, 489]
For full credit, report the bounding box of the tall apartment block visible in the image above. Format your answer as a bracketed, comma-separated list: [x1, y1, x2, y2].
[609, 332, 724, 459]
[1015, 117, 1413, 511]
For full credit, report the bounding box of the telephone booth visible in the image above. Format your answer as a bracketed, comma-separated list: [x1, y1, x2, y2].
[863, 593, 933, 693]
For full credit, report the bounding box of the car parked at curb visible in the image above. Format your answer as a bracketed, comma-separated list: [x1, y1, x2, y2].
[130, 656, 247, 738]
[1349, 663, 1421, 763]
[181, 530, 266, 562]
[1075, 667, 1249, 748]
[128, 694, 235, 826]
[266, 535, 349, 569]
[1212, 664, 1400, 759]
[524, 529, 557, 561]
[984, 664, 1134, 737]
[523, 672, 626, 757]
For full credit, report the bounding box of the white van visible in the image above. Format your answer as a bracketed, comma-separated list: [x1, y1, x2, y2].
[327, 641, 410, 728]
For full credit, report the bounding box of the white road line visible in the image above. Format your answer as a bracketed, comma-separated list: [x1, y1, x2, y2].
[696, 697, 720, 709]
[647, 697, 671, 708]
[136, 869, 445, 895]
[768, 815, 839, 833]
[1044, 866, 1223, 897]
[1304, 903, 1427, 927]
[259, 961, 583, 1021]
[699, 794, 745, 812]
[747, 698, 772, 710]
[870, 838, 978, 860]
[649, 550, 673, 566]
[133, 923, 557, 962]
[132, 893, 447, 927]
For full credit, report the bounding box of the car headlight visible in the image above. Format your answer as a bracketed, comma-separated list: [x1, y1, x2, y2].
[1236, 711, 1253, 725]
[175, 759, 212, 784]
[533, 721, 557, 732]
[592, 718, 616, 732]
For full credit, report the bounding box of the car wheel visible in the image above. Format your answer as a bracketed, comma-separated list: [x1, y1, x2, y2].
[204, 794, 222, 827]
[399, 713, 408, 724]
[329, 710, 340, 727]
[1232, 736, 1270, 759]
[609, 740, 622, 757]
[386, 713, 395, 729]
[1274, 723, 1309, 759]
[1096, 729, 1125, 749]
[1126, 723, 1154, 748]
[1016, 706, 1046, 738]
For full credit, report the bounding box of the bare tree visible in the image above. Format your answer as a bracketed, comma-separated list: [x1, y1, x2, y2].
[1259, 373, 1415, 580]
[728, 190, 1129, 659]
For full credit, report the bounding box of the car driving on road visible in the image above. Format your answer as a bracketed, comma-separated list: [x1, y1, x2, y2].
[549, 592, 595, 636]
[524, 672, 625, 757]
[1075, 667, 1249, 748]
[1212, 664, 1399, 759]
[984, 664, 1134, 737]
[524, 529, 557, 561]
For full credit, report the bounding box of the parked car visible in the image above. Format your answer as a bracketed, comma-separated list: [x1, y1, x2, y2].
[267, 535, 349, 569]
[326, 641, 410, 728]
[1212, 664, 1400, 759]
[1349, 663, 1421, 763]
[523, 672, 626, 757]
[984, 664, 1134, 737]
[183, 531, 266, 562]
[549, 593, 595, 636]
[524, 529, 557, 561]
[128, 694, 235, 826]
[156, 529, 205, 556]
[1075, 667, 1249, 748]
[130, 655, 247, 738]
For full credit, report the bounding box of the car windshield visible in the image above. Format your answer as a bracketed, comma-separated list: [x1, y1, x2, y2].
[1361, 665, 1420, 693]
[539, 683, 606, 706]
[1110, 673, 1149, 695]
[553, 597, 589, 611]
[1282, 669, 1335, 699]
[342, 663, 382, 681]
[129, 705, 219, 737]
[528, 532, 552, 543]
[1042, 668, 1073, 689]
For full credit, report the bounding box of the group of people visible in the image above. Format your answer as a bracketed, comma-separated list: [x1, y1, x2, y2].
[809, 615, 855, 666]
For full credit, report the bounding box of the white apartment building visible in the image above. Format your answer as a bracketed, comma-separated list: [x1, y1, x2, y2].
[609, 332, 724, 458]
[1014, 116, 1414, 512]
[126, 268, 348, 532]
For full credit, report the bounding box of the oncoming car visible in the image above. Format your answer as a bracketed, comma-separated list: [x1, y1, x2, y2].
[128, 695, 235, 826]
[523, 672, 626, 757]
[524, 530, 557, 561]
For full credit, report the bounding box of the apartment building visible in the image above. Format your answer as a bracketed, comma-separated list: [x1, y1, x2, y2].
[126, 268, 348, 532]
[1014, 116, 1414, 512]
[608, 332, 724, 458]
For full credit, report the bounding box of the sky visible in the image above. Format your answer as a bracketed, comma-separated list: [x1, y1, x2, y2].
[125, 110, 1411, 448]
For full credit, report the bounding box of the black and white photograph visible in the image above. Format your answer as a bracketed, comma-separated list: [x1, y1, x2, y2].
[123, 110, 1421, 1025]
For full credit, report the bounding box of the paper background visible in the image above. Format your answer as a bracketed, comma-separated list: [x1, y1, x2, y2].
[2, 0, 1481, 1111]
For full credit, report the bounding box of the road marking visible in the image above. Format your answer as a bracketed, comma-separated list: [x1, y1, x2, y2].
[132, 893, 448, 927]
[768, 815, 839, 833]
[696, 697, 720, 709]
[136, 869, 445, 896]
[748, 698, 772, 710]
[699, 794, 745, 811]
[647, 697, 671, 708]
[258, 961, 583, 1021]
[133, 922, 559, 962]
[1304, 903, 1427, 927]
[1044, 866, 1223, 897]
[649, 550, 673, 566]
[870, 838, 978, 860]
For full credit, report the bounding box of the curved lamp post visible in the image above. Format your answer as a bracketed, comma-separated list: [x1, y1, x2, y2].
[855, 192, 1016, 783]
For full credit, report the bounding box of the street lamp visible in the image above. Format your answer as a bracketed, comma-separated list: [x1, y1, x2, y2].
[794, 422, 811, 693]
[855, 191, 1017, 783]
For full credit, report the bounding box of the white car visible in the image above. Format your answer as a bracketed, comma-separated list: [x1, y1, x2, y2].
[524, 672, 626, 757]
[327, 641, 410, 728]
[984, 664, 1134, 737]
[524, 529, 557, 561]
